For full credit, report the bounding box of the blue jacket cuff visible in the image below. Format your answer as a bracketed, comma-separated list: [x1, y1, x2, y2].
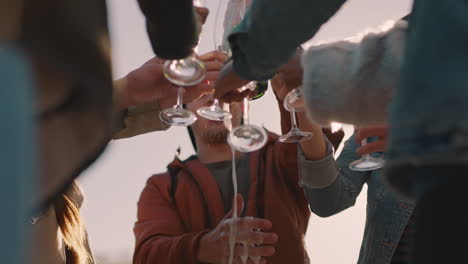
[298, 138, 340, 189]
[228, 32, 277, 81]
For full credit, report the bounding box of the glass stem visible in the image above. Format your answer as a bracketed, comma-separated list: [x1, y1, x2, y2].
[361, 139, 370, 159]
[243, 97, 249, 125]
[212, 99, 221, 110]
[212, 0, 222, 50]
[290, 111, 299, 130]
[176, 87, 184, 109]
[240, 0, 246, 19]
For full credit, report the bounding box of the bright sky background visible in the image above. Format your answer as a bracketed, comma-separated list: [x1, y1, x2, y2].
[80, 0, 411, 263]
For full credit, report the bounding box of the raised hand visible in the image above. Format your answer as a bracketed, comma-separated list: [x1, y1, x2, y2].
[272, 48, 304, 100]
[197, 194, 278, 264]
[115, 50, 228, 110]
[213, 60, 251, 103]
[355, 126, 388, 155]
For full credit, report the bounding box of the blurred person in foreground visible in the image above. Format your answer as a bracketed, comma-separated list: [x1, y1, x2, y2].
[29, 49, 222, 264]
[3, 0, 212, 263]
[132, 53, 345, 264]
[30, 1, 210, 210]
[14, 1, 213, 263]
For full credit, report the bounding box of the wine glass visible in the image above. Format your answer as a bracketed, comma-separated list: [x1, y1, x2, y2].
[196, 0, 233, 122]
[163, 57, 206, 87]
[159, 0, 207, 126]
[279, 87, 313, 143]
[196, 49, 232, 121]
[228, 82, 268, 152]
[159, 85, 198, 126]
[349, 138, 385, 171]
[196, 97, 233, 121]
[161, 0, 205, 93]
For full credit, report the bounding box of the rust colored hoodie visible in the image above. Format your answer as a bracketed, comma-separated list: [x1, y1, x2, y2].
[134, 131, 311, 264]
[133, 90, 345, 264]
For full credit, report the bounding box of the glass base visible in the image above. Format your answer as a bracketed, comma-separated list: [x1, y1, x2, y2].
[279, 129, 313, 143]
[228, 125, 268, 152]
[349, 156, 385, 171]
[196, 106, 232, 121]
[159, 108, 197, 127]
[163, 57, 206, 86]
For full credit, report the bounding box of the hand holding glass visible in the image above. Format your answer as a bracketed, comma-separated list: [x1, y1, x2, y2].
[279, 87, 313, 143]
[159, 0, 206, 126]
[349, 138, 385, 171]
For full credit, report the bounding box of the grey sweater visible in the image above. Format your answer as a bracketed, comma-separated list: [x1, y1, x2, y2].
[301, 20, 407, 127]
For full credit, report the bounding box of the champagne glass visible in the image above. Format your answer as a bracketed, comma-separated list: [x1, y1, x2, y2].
[196, 0, 233, 121]
[279, 87, 313, 143]
[228, 82, 268, 152]
[159, 85, 198, 126]
[198, 53, 267, 122]
[196, 49, 232, 121]
[349, 138, 385, 171]
[163, 42, 205, 87]
[160, 0, 206, 126]
[196, 96, 233, 121]
[163, 57, 206, 87]
[162, 0, 206, 86]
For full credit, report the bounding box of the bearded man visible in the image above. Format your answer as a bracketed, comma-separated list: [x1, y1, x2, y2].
[132, 57, 344, 264]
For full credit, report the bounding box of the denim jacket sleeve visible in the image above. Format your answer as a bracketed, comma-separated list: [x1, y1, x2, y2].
[299, 134, 370, 217]
[228, 0, 348, 80]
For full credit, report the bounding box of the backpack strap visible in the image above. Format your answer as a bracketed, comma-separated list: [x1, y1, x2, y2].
[166, 155, 213, 229]
[167, 165, 181, 205]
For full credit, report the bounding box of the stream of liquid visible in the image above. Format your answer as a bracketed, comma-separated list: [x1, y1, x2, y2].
[228, 147, 238, 264]
[228, 148, 260, 264]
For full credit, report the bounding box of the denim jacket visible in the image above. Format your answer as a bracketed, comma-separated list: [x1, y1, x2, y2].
[386, 0, 468, 197]
[228, 0, 347, 80]
[298, 135, 415, 264]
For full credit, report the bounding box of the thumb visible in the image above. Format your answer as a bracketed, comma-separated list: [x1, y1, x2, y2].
[224, 194, 244, 220]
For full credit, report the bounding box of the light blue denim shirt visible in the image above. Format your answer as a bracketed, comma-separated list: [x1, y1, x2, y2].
[228, 0, 347, 80]
[386, 0, 468, 197]
[299, 135, 415, 264]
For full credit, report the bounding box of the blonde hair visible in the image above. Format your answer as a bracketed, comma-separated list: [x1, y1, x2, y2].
[54, 182, 90, 264]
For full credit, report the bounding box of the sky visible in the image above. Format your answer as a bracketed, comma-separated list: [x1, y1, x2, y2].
[79, 0, 412, 263]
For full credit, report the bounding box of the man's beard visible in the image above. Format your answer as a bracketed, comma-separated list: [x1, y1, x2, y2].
[201, 126, 230, 144]
[198, 102, 241, 145]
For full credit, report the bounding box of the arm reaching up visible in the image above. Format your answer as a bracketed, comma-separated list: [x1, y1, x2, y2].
[113, 50, 228, 139]
[214, 0, 349, 101]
